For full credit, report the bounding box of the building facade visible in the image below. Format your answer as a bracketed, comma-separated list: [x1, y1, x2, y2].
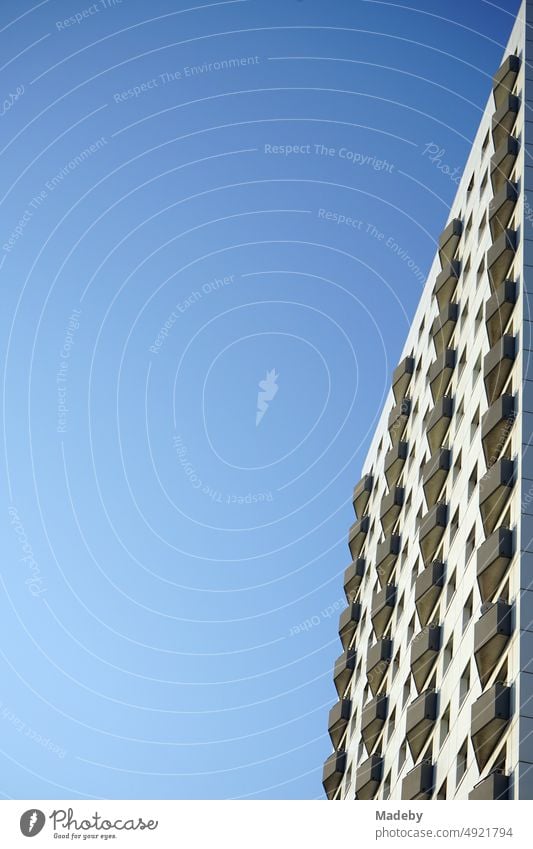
[323, 1, 533, 801]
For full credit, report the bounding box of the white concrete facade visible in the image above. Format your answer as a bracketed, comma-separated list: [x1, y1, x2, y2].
[323, 1, 533, 801]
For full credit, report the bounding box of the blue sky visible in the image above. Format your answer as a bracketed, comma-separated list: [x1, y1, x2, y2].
[0, 0, 521, 799]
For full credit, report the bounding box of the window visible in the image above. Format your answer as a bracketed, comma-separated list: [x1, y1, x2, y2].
[383, 771, 391, 799]
[466, 524, 476, 560]
[450, 508, 460, 542]
[398, 739, 407, 770]
[482, 130, 490, 154]
[459, 663, 470, 705]
[472, 353, 482, 386]
[403, 678, 411, 707]
[453, 450, 462, 482]
[465, 212, 473, 237]
[462, 592, 473, 632]
[446, 572, 456, 607]
[443, 635, 453, 674]
[456, 739, 468, 783]
[468, 465, 478, 499]
[440, 704, 450, 746]
[477, 259, 485, 282]
[467, 173, 474, 193]
[388, 709, 396, 743]
[436, 780, 447, 800]
[480, 169, 489, 196]
[470, 407, 480, 441]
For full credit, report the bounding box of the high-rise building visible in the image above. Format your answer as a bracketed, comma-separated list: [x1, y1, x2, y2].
[323, 1, 533, 801]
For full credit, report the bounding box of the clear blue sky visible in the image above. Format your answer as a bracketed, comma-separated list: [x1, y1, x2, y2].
[0, 0, 521, 799]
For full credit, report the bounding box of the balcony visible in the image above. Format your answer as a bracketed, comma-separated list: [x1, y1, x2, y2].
[344, 558, 365, 601]
[392, 356, 414, 404]
[431, 303, 458, 355]
[419, 503, 448, 564]
[422, 448, 451, 508]
[492, 94, 520, 148]
[481, 394, 515, 466]
[401, 761, 434, 800]
[485, 281, 517, 348]
[361, 694, 388, 753]
[415, 561, 445, 627]
[384, 441, 408, 487]
[355, 754, 383, 800]
[429, 349, 456, 402]
[477, 527, 514, 603]
[366, 639, 392, 695]
[474, 600, 512, 686]
[410, 624, 441, 692]
[322, 751, 346, 800]
[434, 260, 460, 310]
[487, 230, 517, 291]
[375, 534, 400, 587]
[426, 396, 453, 454]
[471, 683, 511, 770]
[438, 218, 463, 266]
[468, 771, 510, 800]
[388, 398, 411, 446]
[379, 486, 404, 535]
[333, 647, 356, 697]
[493, 54, 520, 109]
[490, 135, 519, 193]
[338, 602, 361, 649]
[489, 182, 518, 240]
[406, 690, 438, 761]
[483, 335, 516, 404]
[479, 458, 515, 535]
[328, 698, 351, 748]
[371, 584, 396, 638]
[348, 515, 370, 559]
[353, 474, 373, 518]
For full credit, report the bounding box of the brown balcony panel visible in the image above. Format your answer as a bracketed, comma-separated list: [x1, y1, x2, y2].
[388, 398, 411, 446]
[434, 260, 460, 310]
[348, 515, 370, 560]
[355, 753, 383, 800]
[479, 458, 515, 535]
[401, 761, 434, 800]
[483, 335, 516, 404]
[415, 561, 445, 627]
[487, 230, 517, 292]
[431, 302, 458, 355]
[481, 393, 515, 466]
[410, 625, 441, 693]
[384, 441, 408, 487]
[477, 527, 514, 603]
[371, 584, 396, 638]
[338, 602, 361, 649]
[375, 534, 401, 587]
[429, 349, 456, 402]
[353, 474, 373, 518]
[406, 690, 438, 761]
[438, 218, 463, 266]
[426, 396, 453, 454]
[322, 751, 346, 799]
[471, 683, 511, 770]
[361, 693, 388, 753]
[379, 486, 404, 535]
[493, 54, 520, 109]
[344, 558, 365, 601]
[468, 771, 510, 800]
[485, 281, 517, 347]
[392, 356, 415, 404]
[489, 182, 518, 240]
[328, 698, 351, 748]
[422, 448, 451, 508]
[366, 639, 392, 696]
[334, 647, 356, 697]
[490, 136, 519, 193]
[474, 600, 512, 686]
[419, 503, 448, 564]
[491, 94, 520, 148]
